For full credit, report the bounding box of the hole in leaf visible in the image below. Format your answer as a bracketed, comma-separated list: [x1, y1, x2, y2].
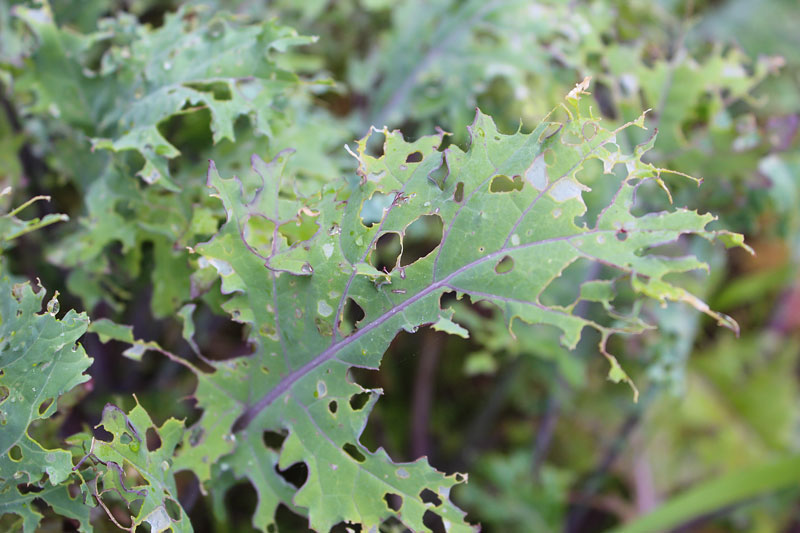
[263, 430, 287, 452]
[593, 81, 617, 119]
[38, 398, 53, 416]
[490, 174, 524, 192]
[370, 232, 401, 273]
[360, 192, 394, 227]
[400, 214, 443, 267]
[67, 480, 82, 499]
[384, 493, 403, 511]
[645, 241, 690, 261]
[328, 401, 338, 414]
[437, 134, 452, 152]
[276, 503, 314, 532]
[146, 427, 162, 452]
[420, 488, 442, 506]
[616, 230, 628, 241]
[562, 126, 584, 146]
[175, 470, 200, 512]
[341, 297, 366, 337]
[347, 367, 380, 388]
[182, 81, 232, 101]
[130, 498, 144, 516]
[224, 482, 258, 527]
[539, 257, 594, 307]
[275, 462, 308, 489]
[9, 445, 22, 461]
[0, 386, 8, 403]
[332, 522, 363, 532]
[423, 510, 446, 533]
[349, 392, 371, 411]
[454, 181, 464, 202]
[439, 290, 460, 310]
[165, 497, 182, 521]
[365, 130, 386, 158]
[278, 210, 319, 245]
[192, 310, 250, 362]
[122, 460, 146, 485]
[576, 159, 616, 228]
[242, 215, 275, 257]
[406, 151, 422, 163]
[427, 158, 449, 190]
[133, 520, 149, 532]
[582, 121, 599, 141]
[94, 426, 113, 442]
[18, 481, 43, 494]
[156, 107, 213, 159]
[120, 433, 133, 445]
[494, 255, 514, 274]
[342, 443, 366, 463]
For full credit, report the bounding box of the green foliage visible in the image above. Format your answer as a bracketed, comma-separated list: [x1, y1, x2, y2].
[609, 454, 800, 533]
[456, 452, 573, 531]
[12, 3, 311, 188]
[160, 83, 741, 530]
[4, 2, 319, 318]
[1, 0, 799, 531]
[0, 198, 91, 533]
[81, 402, 190, 532]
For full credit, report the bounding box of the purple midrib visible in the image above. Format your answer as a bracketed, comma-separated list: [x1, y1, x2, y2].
[234, 230, 590, 430]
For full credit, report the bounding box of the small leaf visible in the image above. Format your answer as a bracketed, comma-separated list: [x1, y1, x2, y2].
[85, 401, 191, 533]
[432, 316, 470, 339]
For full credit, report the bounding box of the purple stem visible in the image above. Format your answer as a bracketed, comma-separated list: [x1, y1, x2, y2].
[410, 330, 444, 459]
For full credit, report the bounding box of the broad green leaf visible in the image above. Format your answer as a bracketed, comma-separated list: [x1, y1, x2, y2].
[0, 278, 92, 532]
[0, 1, 791, 531]
[155, 84, 747, 531]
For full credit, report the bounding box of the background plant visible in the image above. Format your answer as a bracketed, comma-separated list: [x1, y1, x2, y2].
[1, 0, 799, 532]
